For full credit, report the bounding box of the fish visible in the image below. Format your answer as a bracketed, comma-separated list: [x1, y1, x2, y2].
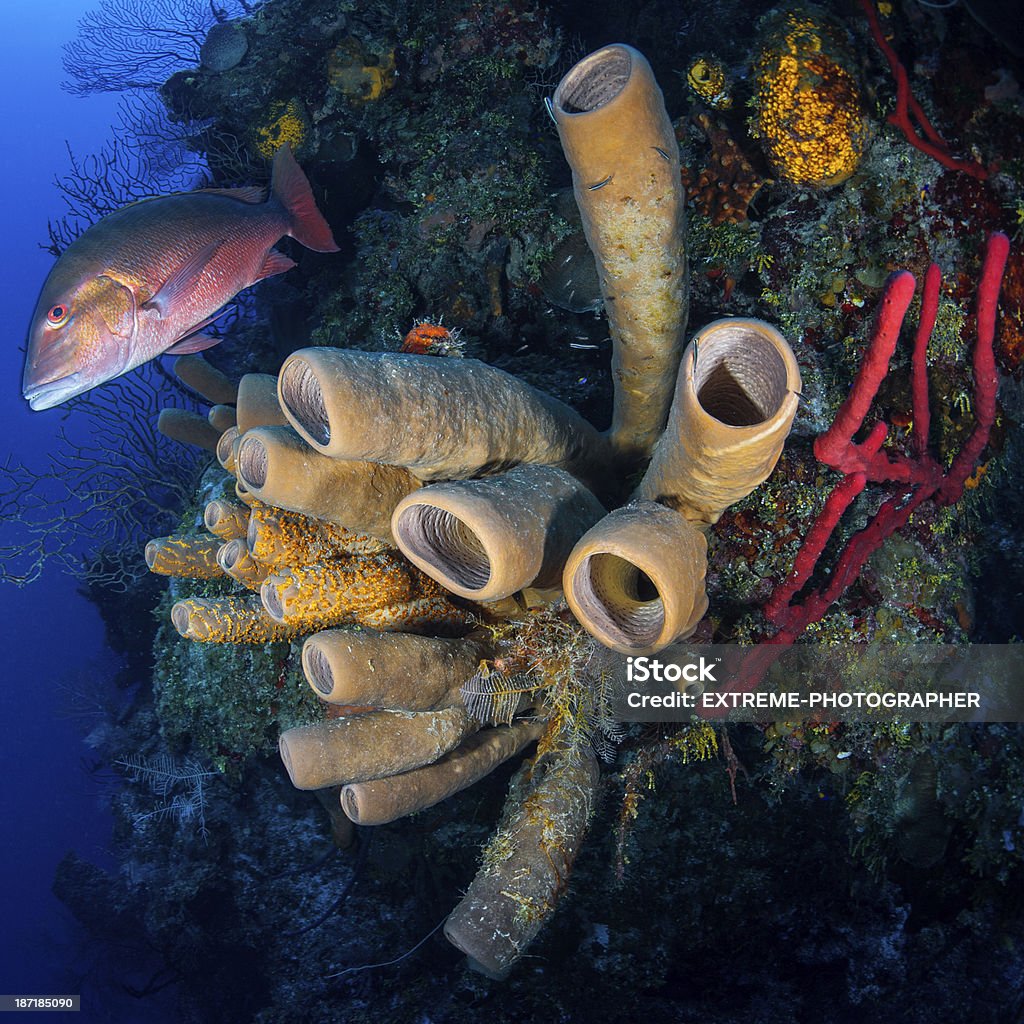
[23, 144, 339, 411]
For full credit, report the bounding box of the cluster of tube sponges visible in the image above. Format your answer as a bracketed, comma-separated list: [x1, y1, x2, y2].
[149, 369, 468, 645]
[150, 43, 802, 978]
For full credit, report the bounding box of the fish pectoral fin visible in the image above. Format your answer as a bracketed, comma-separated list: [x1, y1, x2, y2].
[164, 333, 223, 356]
[95, 275, 137, 338]
[255, 249, 297, 282]
[143, 239, 226, 317]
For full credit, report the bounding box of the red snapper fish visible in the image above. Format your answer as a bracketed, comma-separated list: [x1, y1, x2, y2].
[23, 144, 339, 411]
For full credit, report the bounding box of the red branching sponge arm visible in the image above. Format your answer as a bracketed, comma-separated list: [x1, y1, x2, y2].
[813, 270, 917, 474]
[856, 0, 989, 180]
[763, 471, 867, 628]
[940, 231, 1011, 502]
[911, 264, 941, 457]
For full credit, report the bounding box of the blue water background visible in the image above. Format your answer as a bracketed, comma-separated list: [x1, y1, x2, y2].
[0, 2, 144, 1013]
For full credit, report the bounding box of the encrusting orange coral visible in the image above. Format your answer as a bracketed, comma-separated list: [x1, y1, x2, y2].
[753, 7, 868, 187]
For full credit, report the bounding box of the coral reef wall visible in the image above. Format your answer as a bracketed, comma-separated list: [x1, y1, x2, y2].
[49, 0, 1024, 1019]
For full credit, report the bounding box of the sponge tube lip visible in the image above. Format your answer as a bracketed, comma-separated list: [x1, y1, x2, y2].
[553, 43, 634, 117]
[393, 501, 493, 597]
[278, 355, 332, 447]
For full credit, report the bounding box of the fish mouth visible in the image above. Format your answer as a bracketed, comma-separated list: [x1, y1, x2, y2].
[23, 372, 88, 411]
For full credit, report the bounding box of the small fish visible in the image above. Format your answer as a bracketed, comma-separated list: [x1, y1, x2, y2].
[23, 144, 339, 411]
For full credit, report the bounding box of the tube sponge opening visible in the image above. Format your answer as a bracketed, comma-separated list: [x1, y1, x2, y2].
[394, 504, 491, 592]
[563, 500, 708, 654]
[302, 641, 335, 696]
[278, 357, 331, 445]
[236, 434, 269, 489]
[170, 602, 195, 637]
[555, 45, 632, 114]
[260, 578, 286, 621]
[693, 323, 792, 426]
[569, 551, 666, 649]
[216, 538, 246, 572]
[216, 426, 239, 473]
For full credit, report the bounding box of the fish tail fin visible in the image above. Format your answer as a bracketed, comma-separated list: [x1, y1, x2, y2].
[271, 144, 340, 253]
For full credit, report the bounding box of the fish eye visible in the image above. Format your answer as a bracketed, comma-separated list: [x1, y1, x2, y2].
[46, 303, 70, 327]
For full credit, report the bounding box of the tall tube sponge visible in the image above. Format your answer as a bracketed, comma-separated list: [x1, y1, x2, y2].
[444, 749, 601, 979]
[635, 318, 802, 526]
[551, 43, 688, 465]
[564, 318, 801, 653]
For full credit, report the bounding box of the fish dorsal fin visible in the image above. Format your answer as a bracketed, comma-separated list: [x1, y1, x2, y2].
[165, 333, 223, 355]
[143, 239, 225, 318]
[195, 185, 267, 204]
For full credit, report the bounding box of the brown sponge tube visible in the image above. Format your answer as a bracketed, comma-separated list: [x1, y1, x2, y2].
[207, 404, 237, 433]
[173, 355, 238, 405]
[444, 750, 600, 978]
[236, 425, 418, 544]
[157, 408, 221, 453]
[340, 719, 544, 825]
[145, 535, 223, 578]
[246, 503, 385, 567]
[203, 499, 249, 541]
[260, 557, 414, 626]
[170, 595, 297, 643]
[636, 317, 801, 527]
[235, 373, 288, 434]
[277, 348, 612, 488]
[278, 707, 476, 790]
[552, 44, 688, 465]
[216, 426, 240, 475]
[216, 538, 271, 590]
[562, 500, 708, 654]
[302, 629, 488, 709]
[391, 464, 605, 601]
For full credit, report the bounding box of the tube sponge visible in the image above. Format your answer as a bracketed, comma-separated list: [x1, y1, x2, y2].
[278, 707, 476, 789]
[302, 629, 488, 710]
[247, 503, 386, 567]
[636, 317, 801, 527]
[391, 464, 605, 601]
[340, 720, 544, 825]
[235, 373, 289, 434]
[236, 425, 418, 543]
[260, 551, 472, 635]
[170, 595, 297, 643]
[277, 348, 613, 488]
[216, 538, 271, 590]
[444, 749, 600, 978]
[552, 44, 688, 464]
[208, 404, 237, 433]
[261, 553, 414, 624]
[145, 535, 223, 578]
[562, 500, 708, 654]
[216, 426, 240, 475]
[203, 499, 250, 541]
[173, 354, 238, 405]
[157, 408, 221, 453]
